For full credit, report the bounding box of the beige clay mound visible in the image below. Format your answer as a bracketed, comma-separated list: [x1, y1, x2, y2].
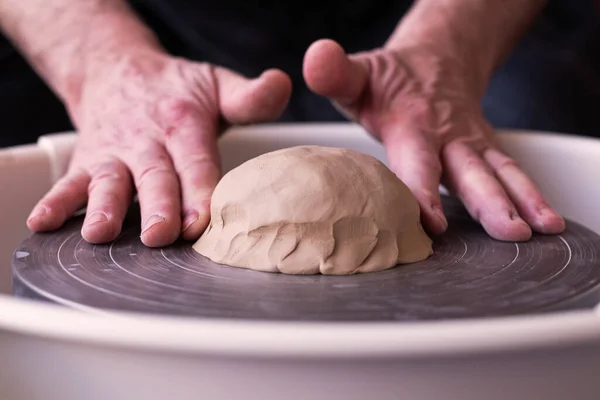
[192, 145, 433, 275]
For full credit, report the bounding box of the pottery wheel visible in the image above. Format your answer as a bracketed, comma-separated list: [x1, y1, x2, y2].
[11, 196, 600, 321]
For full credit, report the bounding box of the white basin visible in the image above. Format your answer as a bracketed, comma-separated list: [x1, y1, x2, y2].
[1, 123, 600, 400]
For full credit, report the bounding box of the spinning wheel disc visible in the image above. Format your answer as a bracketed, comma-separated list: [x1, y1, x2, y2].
[12, 196, 600, 321]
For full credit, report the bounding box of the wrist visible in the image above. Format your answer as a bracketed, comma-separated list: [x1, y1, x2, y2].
[385, 5, 497, 98]
[57, 16, 164, 110]
[384, 31, 492, 98]
[385, 0, 547, 97]
[0, 0, 164, 109]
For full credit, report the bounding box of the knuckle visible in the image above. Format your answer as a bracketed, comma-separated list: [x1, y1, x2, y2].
[159, 98, 195, 125]
[92, 171, 126, 184]
[177, 153, 215, 175]
[119, 59, 146, 79]
[87, 178, 130, 201]
[495, 156, 520, 171]
[483, 148, 521, 172]
[463, 155, 484, 171]
[134, 145, 171, 166]
[413, 100, 443, 129]
[101, 191, 122, 205]
[86, 160, 131, 195]
[125, 126, 145, 138]
[420, 153, 442, 176]
[418, 189, 440, 208]
[34, 195, 55, 209]
[431, 99, 453, 126]
[141, 200, 179, 219]
[89, 191, 124, 208]
[55, 172, 85, 192]
[130, 145, 176, 190]
[89, 158, 129, 180]
[396, 96, 457, 136]
[135, 164, 174, 190]
[154, 199, 179, 210]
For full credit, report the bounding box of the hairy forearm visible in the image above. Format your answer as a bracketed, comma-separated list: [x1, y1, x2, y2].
[0, 0, 162, 106]
[386, 0, 547, 94]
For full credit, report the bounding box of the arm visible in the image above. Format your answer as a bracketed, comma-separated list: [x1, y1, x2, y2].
[0, 0, 162, 108]
[385, 0, 548, 95]
[1, 0, 291, 248]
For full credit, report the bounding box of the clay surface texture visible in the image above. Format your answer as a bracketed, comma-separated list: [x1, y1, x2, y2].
[193, 145, 432, 275]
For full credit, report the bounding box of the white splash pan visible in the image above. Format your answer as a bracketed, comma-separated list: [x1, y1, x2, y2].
[1, 123, 600, 400]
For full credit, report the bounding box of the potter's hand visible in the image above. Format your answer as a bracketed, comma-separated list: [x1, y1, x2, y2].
[304, 39, 564, 241]
[27, 50, 291, 247]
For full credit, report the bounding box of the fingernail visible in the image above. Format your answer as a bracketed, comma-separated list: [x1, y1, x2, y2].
[505, 208, 529, 227]
[536, 206, 566, 232]
[538, 206, 560, 219]
[142, 214, 165, 235]
[435, 209, 448, 230]
[27, 205, 49, 222]
[84, 211, 108, 227]
[508, 208, 521, 221]
[508, 213, 531, 231]
[182, 210, 199, 232]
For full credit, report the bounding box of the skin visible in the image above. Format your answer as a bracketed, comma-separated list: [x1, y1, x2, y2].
[0, 0, 291, 246]
[304, 0, 565, 241]
[0, 0, 565, 248]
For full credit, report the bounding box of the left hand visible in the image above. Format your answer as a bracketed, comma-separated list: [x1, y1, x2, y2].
[303, 39, 565, 241]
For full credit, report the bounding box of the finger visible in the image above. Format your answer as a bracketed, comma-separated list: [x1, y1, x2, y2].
[214, 67, 292, 124]
[81, 158, 134, 243]
[27, 169, 90, 232]
[381, 124, 448, 235]
[303, 39, 369, 106]
[162, 109, 221, 241]
[128, 141, 182, 247]
[442, 141, 532, 241]
[483, 148, 565, 234]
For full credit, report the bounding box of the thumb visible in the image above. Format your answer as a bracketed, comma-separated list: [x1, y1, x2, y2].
[303, 39, 369, 106]
[215, 67, 292, 125]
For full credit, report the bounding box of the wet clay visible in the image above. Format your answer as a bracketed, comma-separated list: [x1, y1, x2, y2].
[193, 145, 433, 275]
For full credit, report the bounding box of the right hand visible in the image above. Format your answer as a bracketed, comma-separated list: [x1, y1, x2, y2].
[304, 39, 565, 242]
[26, 50, 292, 247]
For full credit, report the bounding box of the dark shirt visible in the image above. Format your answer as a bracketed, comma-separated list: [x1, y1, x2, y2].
[130, 0, 414, 121]
[1, 0, 600, 147]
